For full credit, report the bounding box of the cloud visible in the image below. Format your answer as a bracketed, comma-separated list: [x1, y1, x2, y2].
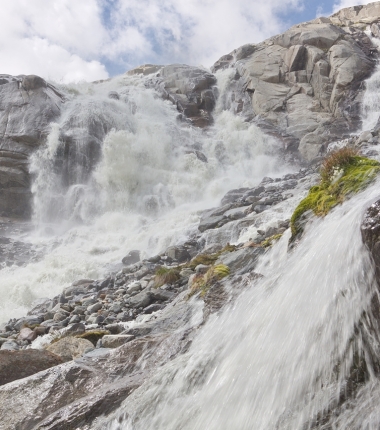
[105, 0, 305, 68]
[0, 0, 317, 82]
[0, 0, 109, 83]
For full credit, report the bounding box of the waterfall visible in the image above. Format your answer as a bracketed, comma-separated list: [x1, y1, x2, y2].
[100, 182, 379, 430]
[0, 69, 289, 323]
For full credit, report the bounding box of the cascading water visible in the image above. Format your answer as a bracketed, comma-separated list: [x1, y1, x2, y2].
[0, 69, 289, 323]
[101, 181, 380, 430]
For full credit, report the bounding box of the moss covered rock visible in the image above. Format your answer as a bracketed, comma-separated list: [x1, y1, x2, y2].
[291, 148, 380, 239]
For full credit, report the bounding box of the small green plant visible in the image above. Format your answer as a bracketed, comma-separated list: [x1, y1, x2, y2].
[188, 264, 230, 298]
[261, 234, 283, 248]
[291, 148, 380, 238]
[154, 266, 181, 288]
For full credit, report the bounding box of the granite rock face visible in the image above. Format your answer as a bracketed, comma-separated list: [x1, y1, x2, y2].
[212, 5, 380, 161]
[129, 63, 218, 128]
[0, 74, 63, 217]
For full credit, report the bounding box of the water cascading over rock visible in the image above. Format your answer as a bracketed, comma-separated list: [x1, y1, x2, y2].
[3, 2, 380, 430]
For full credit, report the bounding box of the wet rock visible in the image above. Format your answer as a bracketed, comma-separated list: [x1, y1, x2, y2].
[122, 250, 141, 265]
[198, 215, 228, 232]
[46, 337, 94, 362]
[0, 74, 63, 217]
[101, 335, 135, 348]
[165, 245, 191, 262]
[217, 247, 265, 274]
[0, 349, 63, 386]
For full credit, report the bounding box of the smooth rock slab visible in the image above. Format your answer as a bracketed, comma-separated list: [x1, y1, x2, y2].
[101, 335, 135, 348]
[0, 349, 63, 386]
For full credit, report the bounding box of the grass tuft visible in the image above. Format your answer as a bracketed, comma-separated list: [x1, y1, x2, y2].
[154, 266, 181, 288]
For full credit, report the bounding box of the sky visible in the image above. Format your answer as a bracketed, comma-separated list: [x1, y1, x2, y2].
[0, 0, 375, 83]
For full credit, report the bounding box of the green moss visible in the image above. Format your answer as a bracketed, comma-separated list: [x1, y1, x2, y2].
[261, 233, 283, 248]
[154, 266, 181, 288]
[290, 151, 380, 238]
[188, 264, 230, 298]
[76, 330, 110, 346]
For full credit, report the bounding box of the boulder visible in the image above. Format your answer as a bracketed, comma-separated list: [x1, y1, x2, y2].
[0, 349, 63, 386]
[46, 337, 94, 362]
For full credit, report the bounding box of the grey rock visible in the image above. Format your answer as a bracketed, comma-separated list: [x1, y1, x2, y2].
[217, 247, 265, 274]
[122, 250, 141, 265]
[0, 75, 63, 217]
[148, 64, 217, 128]
[143, 304, 164, 314]
[1, 341, 19, 351]
[128, 291, 152, 308]
[165, 245, 191, 262]
[149, 288, 174, 302]
[198, 215, 228, 232]
[87, 302, 102, 313]
[101, 335, 135, 348]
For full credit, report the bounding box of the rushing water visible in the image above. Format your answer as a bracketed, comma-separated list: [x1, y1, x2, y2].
[0, 69, 289, 323]
[102, 181, 379, 430]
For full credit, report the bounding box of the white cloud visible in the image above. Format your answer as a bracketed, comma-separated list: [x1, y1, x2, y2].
[106, 0, 305, 68]
[0, 0, 314, 82]
[0, 0, 109, 83]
